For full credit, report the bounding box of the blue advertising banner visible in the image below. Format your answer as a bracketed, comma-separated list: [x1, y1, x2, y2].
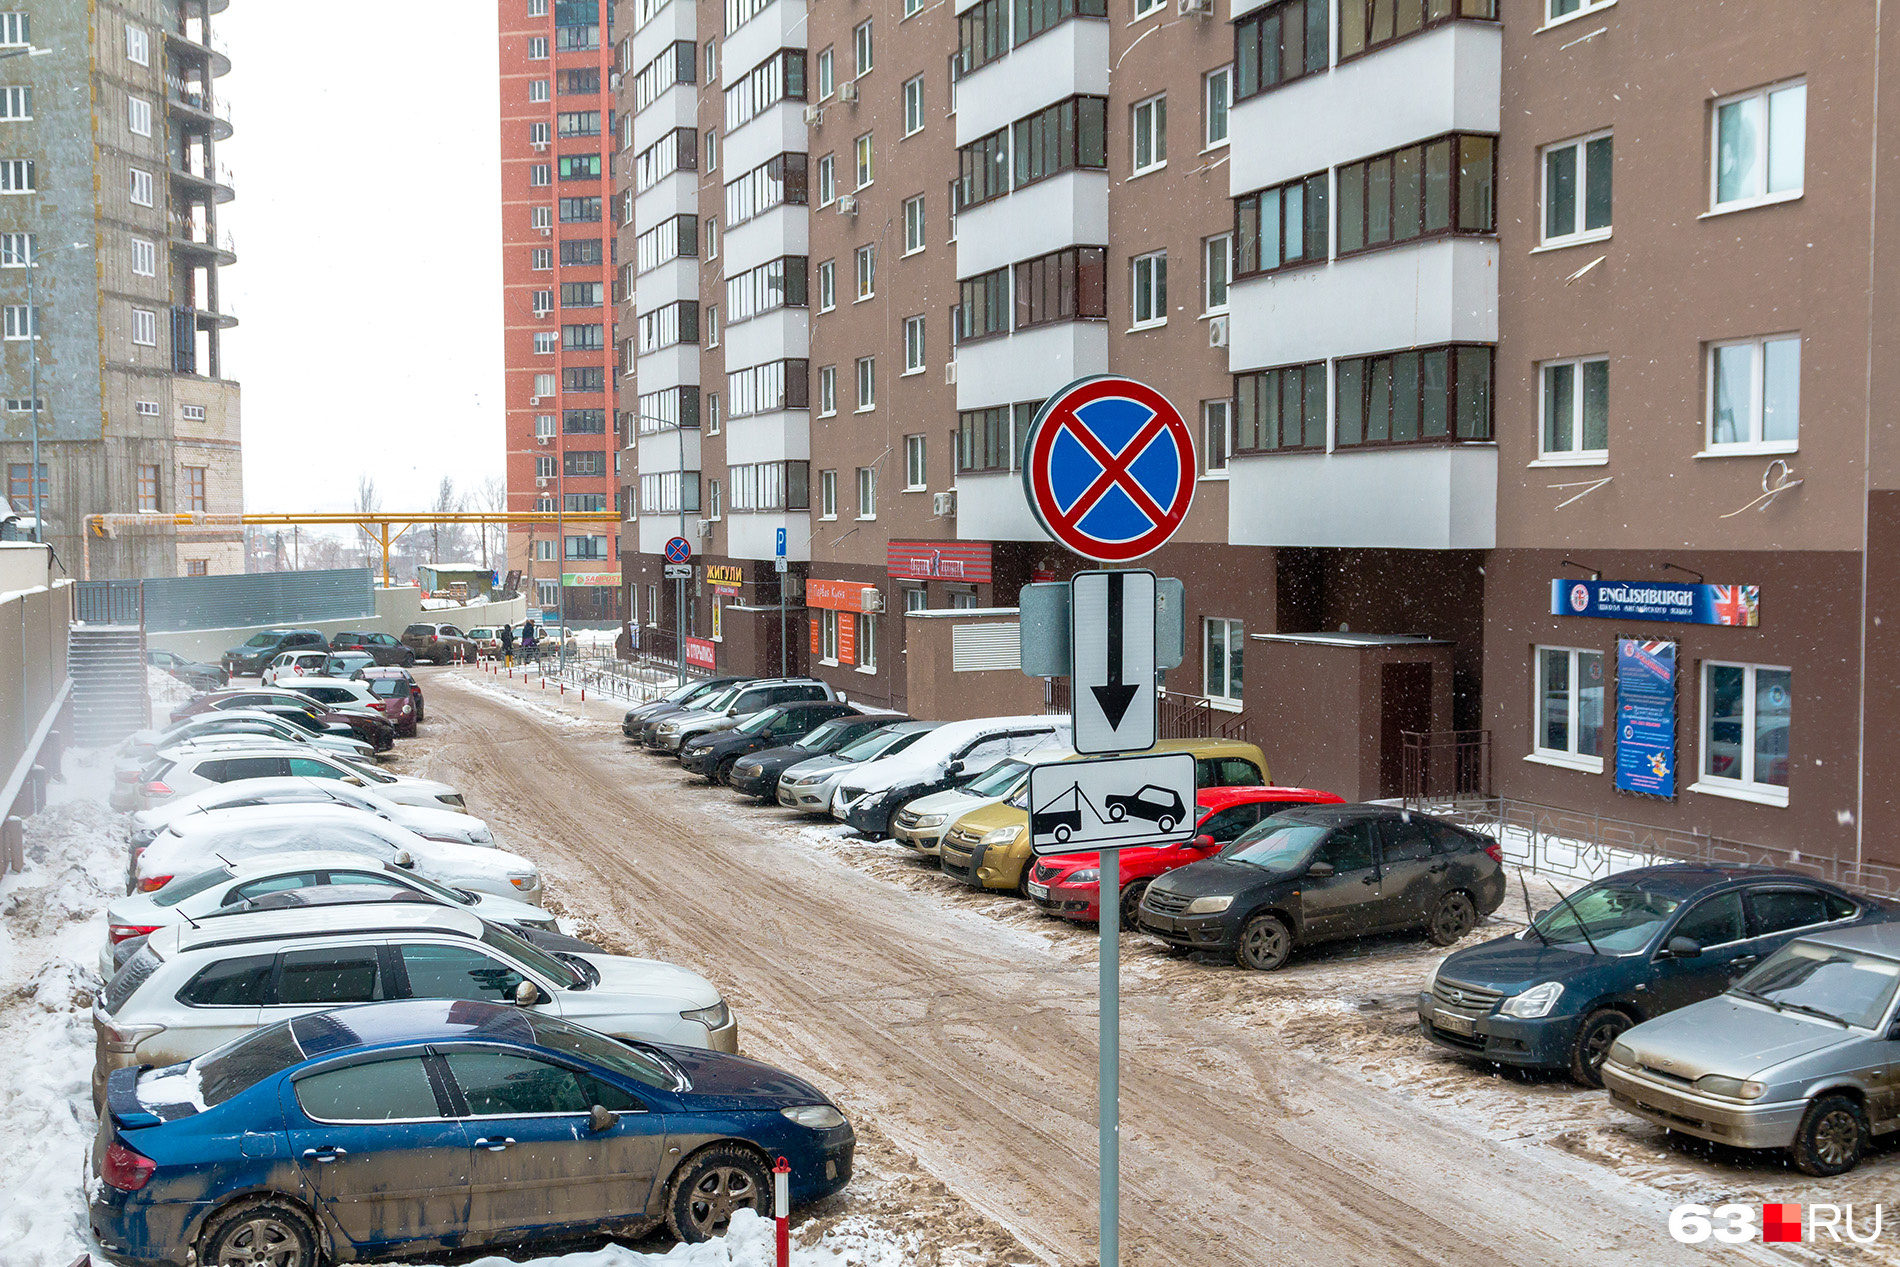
[1551, 579, 1759, 627]
[1615, 639, 1677, 799]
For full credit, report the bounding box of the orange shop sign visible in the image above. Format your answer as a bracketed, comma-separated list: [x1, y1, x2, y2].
[805, 578, 867, 612]
[705, 564, 744, 587]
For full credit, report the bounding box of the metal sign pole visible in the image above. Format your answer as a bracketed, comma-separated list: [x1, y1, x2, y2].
[1099, 843, 1119, 1267]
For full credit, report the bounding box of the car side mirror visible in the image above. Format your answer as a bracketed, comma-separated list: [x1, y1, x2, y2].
[1665, 936, 1702, 959]
[588, 1104, 620, 1132]
[514, 979, 541, 1007]
[1306, 860, 1336, 878]
[946, 760, 964, 777]
[1886, 1018, 1900, 1043]
[1192, 834, 1216, 850]
[392, 850, 415, 869]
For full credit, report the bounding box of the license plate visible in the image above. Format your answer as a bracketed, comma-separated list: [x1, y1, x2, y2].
[1027, 882, 1049, 899]
[1434, 1010, 1477, 1037]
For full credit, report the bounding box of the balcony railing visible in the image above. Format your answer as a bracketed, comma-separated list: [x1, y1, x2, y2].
[1400, 730, 1493, 803]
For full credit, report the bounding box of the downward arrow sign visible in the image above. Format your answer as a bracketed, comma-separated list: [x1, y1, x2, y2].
[1091, 570, 1140, 730]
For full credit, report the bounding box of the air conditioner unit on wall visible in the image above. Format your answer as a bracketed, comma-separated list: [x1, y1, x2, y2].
[536, 477, 551, 488]
[860, 586, 885, 612]
[531, 140, 549, 151]
[697, 520, 714, 537]
[536, 435, 552, 445]
[539, 226, 552, 237]
[803, 104, 824, 124]
[932, 491, 957, 517]
[1179, 0, 1213, 14]
[836, 194, 858, 215]
[839, 81, 859, 103]
[529, 396, 541, 404]
[1208, 315, 1229, 348]
[943, 361, 957, 385]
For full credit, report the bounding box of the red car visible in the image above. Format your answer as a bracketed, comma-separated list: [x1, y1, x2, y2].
[356, 666, 422, 736]
[1028, 785, 1346, 927]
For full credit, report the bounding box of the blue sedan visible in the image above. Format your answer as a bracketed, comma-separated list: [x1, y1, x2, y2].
[90, 1000, 855, 1266]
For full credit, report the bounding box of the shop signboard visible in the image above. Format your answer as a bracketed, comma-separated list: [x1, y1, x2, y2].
[1553, 579, 1759, 627]
[685, 637, 717, 671]
[562, 572, 620, 587]
[1615, 639, 1678, 799]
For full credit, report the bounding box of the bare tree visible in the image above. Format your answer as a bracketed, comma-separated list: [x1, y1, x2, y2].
[429, 475, 466, 566]
[477, 475, 507, 571]
[354, 475, 382, 579]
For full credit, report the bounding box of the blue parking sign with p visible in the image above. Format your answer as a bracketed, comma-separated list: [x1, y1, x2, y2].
[776, 528, 787, 559]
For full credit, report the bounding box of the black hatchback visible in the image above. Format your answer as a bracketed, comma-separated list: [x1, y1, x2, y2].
[678, 701, 860, 783]
[1137, 804, 1507, 971]
[1419, 865, 1889, 1086]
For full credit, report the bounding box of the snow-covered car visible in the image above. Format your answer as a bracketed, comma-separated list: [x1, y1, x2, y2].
[132, 803, 538, 900]
[135, 742, 466, 813]
[145, 648, 226, 691]
[110, 736, 359, 812]
[271, 676, 380, 712]
[128, 776, 493, 852]
[120, 710, 373, 764]
[100, 849, 553, 978]
[892, 750, 1072, 856]
[777, 720, 940, 812]
[93, 905, 738, 1103]
[260, 649, 332, 686]
[831, 716, 1073, 838]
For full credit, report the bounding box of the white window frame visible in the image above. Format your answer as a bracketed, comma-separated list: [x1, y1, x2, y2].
[0, 15, 25, 49]
[902, 315, 925, 374]
[1203, 233, 1230, 315]
[905, 0, 924, 17]
[708, 391, 723, 434]
[1693, 660, 1792, 807]
[855, 244, 876, 300]
[903, 75, 924, 136]
[129, 168, 154, 206]
[817, 259, 836, 311]
[1540, 130, 1613, 246]
[531, 205, 552, 229]
[1711, 80, 1807, 213]
[904, 434, 927, 489]
[705, 304, 720, 348]
[534, 330, 558, 354]
[131, 238, 156, 277]
[0, 231, 31, 265]
[856, 465, 877, 519]
[817, 47, 834, 100]
[534, 372, 557, 396]
[1541, 0, 1614, 27]
[705, 216, 719, 260]
[1705, 334, 1800, 455]
[1135, 0, 1165, 15]
[818, 364, 838, 416]
[0, 158, 32, 193]
[857, 611, 878, 672]
[855, 356, 876, 412]
[529, 121, 550, 146]
[0, 85, 29, 120]
[707, 477, 723, 520]
[705, 127, 719, 172]
[1203, 66, 1231, 150]
[127, 23, 151, 65]
[855, 133, 874, 189]
[902, 194, 926, 255]
[1131, 250, 1167, 328]
[1530, 646, 1605, 773]
[1204, 617, 1243, 708]
[820, 469, 839, 519]
[822, 609, 840, 663]
[854, 19, 873, 77]
[817, 153, 836, 206]
[1537, 356, 1610, 462]
[528, 0, 549, 15]
[530, 163, 551, 186]
[705, 39, 719, 81]
[531, 247, 553, 270]
[1131, 93, 1167, 175]
[1201, 400, 1230, 478]
[132, 307, 157, 347]
[528, 35, 549, 59]
[1, 303, 34, 339]
[128, 96, 152, 137]
[529, 79, 550, 102]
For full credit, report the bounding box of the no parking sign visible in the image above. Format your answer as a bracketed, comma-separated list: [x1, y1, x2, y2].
[1020, 376, 1196, 564]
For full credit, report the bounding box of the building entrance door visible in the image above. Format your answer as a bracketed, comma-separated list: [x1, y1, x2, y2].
[1379, 662, 1433, 798]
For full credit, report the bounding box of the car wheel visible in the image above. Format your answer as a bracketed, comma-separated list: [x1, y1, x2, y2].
[1118, 879, 1150, 930]
[1235, 912, 1292, 971]
[1427, 891, 1479, 947]
[1015, 864, 1035, 898]
[1568, 1008, 1632, 1087]
[666, 1144, 771, 1243]
[715, 756, 738, 786]
[198, 1196, 320, 1267]
[1793, 1093, 1868, 1176]
[403, 651, 416, 666]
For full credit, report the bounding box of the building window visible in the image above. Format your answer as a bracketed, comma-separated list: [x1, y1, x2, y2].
[856, 356, 876, 411]
[1700, 662, 1791, 803]
[129, 168, 154, 206]
[957, 401, 1043, 473]
[132, 308, 158, 347]
[534, 372, 556, 397]
[1234, 361, 1325, 452]
[817, 154, 836, 205]
[127, 96, 152, 137]
[183, 466, 207, 512]
[855, 244, 876, 299]
[1546, 0, 1610, 20]
[858, 611, 878, 670]
[0, 86, 29, 120]
[0, 159, 31, 193]
[534, 330, 558, 354]
[185, 559, 208, 577]
[531, 206, 553, 229]
[1135, 0, 1164, 15]
[817, 46, 834, 99]
[530, 163, 551, 186]
[818, 364, 837, 415]
[1131, 94, 1167, 174]
[1235, 0, 1327, 101]
[705, 304, 720, 348]
[856, 465, 877, 517]
[0, 232, 29, 263]
[1534, 647, 1604, 769]
[126, 23, 151, 66]
[1201, 70, 1233, 153]
[137, 464, 160, 511]
[1131, 251, 1167, 327]
[903, 315, 926, 373]
[902, 194, 926, 254]
[1202, 400, 1231, 474]
[817, 259, 836, 310]
[535, 413, 556, 439]
[854, 19, 874, 76]
[134, 399, 160, 417]
[904, 586, 928, 614]
[528, 0, 549, 14]
[1338, 133, 1495, 256]
[0, 15, 24, 48]
[1, 303, 33, 339]
[529, 121, 550, 146]
[708, 392, 722, 433]
[1714, 81, 1806, 211]
[1205, 618, 1243, 706]
[821, 469, 839, 518]
[707, 478, 723, 519]
[1708, 334, 1800, 452]
[1235, 174, 1326, 279]
[705, 217, 719, 259]
[528, 35, 548, 58]
[1335, 345, 1492, 447]
[1340, 0, 1495, 59]
[530, 79, 550, 102]
[1539, 357, 1608, 459]
[1203, 234, 1231, 313]
[855, 132, 874, 188]
[903, 75, 925, 135]
[1542, 131, 1612, 245]
[531, 247, 552, 269]
[6, 461, 45, 505]
[1011, 246, 1107, 331]
[822, 608, 840, 662]
[904, 434, 927, 488]
[705, 38, 720, 80]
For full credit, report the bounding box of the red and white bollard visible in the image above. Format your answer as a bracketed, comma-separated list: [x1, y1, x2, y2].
[773, 1155, 791, 1266]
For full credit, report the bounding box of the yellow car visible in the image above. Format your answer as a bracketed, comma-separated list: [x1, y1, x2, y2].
[938, 738, 1271, 896]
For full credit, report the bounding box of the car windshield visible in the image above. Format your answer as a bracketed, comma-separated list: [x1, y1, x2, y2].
[837, 726, 918, 762]
[693, 685, 743, 713]
[479, 922, 581, 988]
[196, 1022, 307, 1108]
[965, 759, 1031, 798]
[150, 865, 234, 906]
[526, 1014, 680, 1090]
[1733, 941, 1900, 1030]
[663, 680, 706, 704]
[243, 633, 281, 647]
[404, 624, 433, 636]
[1223, 820, 1333, 872]
[385, 870, 474, 906]
[734, 707, 784, 735]
[1527, 884, 1680, 954]
[797, 719, 857, 750]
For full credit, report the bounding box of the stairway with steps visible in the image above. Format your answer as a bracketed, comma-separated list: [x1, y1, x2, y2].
[68, 625, 148, 747]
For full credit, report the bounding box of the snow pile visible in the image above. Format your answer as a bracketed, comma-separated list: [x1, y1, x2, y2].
[145, 664, 195, 716]
[0, 782, 129, 1267]
[454, 1210, 920, 1267]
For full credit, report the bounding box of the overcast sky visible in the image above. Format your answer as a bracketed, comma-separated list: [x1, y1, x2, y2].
[219, 3, 504, 515]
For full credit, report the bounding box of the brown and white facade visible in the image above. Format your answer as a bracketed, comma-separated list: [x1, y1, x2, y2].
[610, 0, 1900, 876]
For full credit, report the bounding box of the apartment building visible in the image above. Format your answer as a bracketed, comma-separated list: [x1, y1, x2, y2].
[0, 0, 243, 580]
[499, 0, 622, 620]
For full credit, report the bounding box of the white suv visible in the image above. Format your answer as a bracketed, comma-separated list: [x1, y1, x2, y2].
[136, 742, 466, 812]
[129, 776, 494, 853]
[93, 904, 738, 1104]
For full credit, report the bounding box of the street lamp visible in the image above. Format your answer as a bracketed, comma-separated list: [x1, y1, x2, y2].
[23, 240, 93, 544]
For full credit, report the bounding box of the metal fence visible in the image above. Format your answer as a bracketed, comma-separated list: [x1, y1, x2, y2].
[75, 568, 376, 632]
[1401, 730, 1492, 801]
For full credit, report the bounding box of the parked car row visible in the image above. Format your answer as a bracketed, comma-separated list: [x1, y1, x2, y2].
[91, 681, 852, 1267]
[218, 628, 420, 679]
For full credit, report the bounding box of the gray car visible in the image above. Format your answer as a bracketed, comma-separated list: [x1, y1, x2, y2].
[1602, 921, 1900, 1175]
[646, 678, 837, 753]
[777, 720, 940, 811]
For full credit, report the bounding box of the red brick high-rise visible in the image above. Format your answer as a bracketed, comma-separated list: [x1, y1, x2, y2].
[498, 0, 621, 620]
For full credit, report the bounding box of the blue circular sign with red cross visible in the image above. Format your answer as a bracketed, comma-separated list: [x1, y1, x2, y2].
[664, 536, 692, 564]
[1021, 375, 1196, 563]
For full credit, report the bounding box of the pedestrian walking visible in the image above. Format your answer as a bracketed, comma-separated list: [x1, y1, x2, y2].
[498, 622, 515, 666]
[521, 619, 538, 662]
